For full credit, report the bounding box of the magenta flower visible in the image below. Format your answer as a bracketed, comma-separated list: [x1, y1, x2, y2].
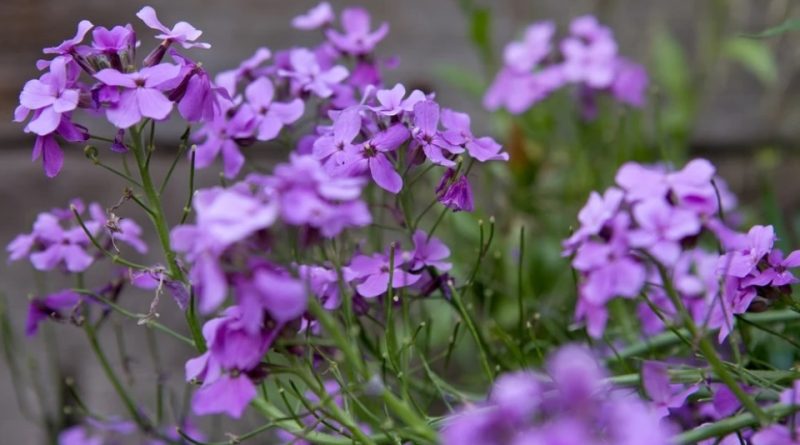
[292, 2, 334, 30]
[18, 57, 80, 136]
[280, 48, 348, 98]
[326, 7, 388, 55]
[371, 83, 426, 116]
[411, 100, 464, 167]
[94, 63, 181, 128]
[342, 124, 409, 193]
[244, 77, 305, 141]
[346, 252, 421, 298]
[137, 6, 210, 49]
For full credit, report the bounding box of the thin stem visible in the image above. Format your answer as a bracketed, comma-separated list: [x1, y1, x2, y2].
[674, 403, 800, 444]
[70, 206, 148, 270]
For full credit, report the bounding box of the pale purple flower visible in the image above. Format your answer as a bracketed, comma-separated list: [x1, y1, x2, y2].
[191, 373, 256, 418]
[371, 83, 426, 116]
[483, 65, 564, 114]
[411, 100, 464, 167]
[18, 57, 80, 136]
[563, 187, 625, 252]
[168, 50, 231, 123]
[718, 225, 776, 278]
[342, 124, 409, 193]
[346, 251, 421, 298]
[326, 7, 388, 55]
[293, 2, 335, 30]
[280, 48, 349, 98]
[59, 426, 102, 445]
[561, 33, 618, 89]
[612, 58, 648, 107]
[752, 426, 800, 445]
[245, 77, 304, 141]
[299, 265, 341, 310]
[628, 198, 702, 265]
[743, 248, 800, 287]
[615, 159, 718, 213]
[503, 21, 554, 72]
[137, 6, 210, 49]
[95, 63, 181, 128]
[411, 230, 452, 272]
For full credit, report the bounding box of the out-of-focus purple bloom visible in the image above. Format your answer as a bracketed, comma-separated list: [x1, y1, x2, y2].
[168, 50, 231, 123]
[293, 2, 335, 30]
[137, 6, 210, 49]
[629, 198, 701, 265]
[752, 426, 800, 445]
[245, 77, 304, 141]
[411, 230, 451, 272]
[346, 251, 421, 298]
[615, 159, 718, 214]
[58, 426, 103, 445]
[718, 225, 775, 278]
[214, 47, 272, 96]
[613, 58, 648, 107]
[743, 248, 800, 287]
[326, 7, 388, 55]
[171, 185, 277, 313]
[641, 361, 699, 418]
[561, 25, 618, 89]
[94, 64, 180, 128]
[280, 48, 348, 98]
[299, 265, 341, 310]
[266, 154, 371, 237]
[436, 170, 474, 212]
[503, 22, 554, 72]
[130, 267, 190, 310]
[26, 290, 82, 336]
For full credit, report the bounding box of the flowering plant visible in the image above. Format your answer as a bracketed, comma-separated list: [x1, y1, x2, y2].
[5, 4, 800, 445]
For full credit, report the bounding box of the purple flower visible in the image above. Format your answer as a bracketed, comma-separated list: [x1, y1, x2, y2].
[371, 83, 425, 116]
[346, 251, 421, 298]
[267, 154, 371, 237]
[411, 100, 464, 167]
[628, 198, 702, 265]
[18, 57, 80, 136]
[94, 64, 181, 128]
[718, 225, 775, 278]
[641, 361, 699, 418]
[215, 47, 272, 96]
[483, 65, 564, 114]
[191, 373, 256, 418]
[58, 426, 102, 445]
[299, 265, 341, 310]
[137, 6, 210, 49]
[313, 106, 362, 168]
[612, 58, 648, 107]
[439, 108, 508, 162]
[171, 186, 277, 313]
[615, 159, 718, 213]
[436, 170, 474, 212]
[752, 426, 800, 445]
[193, 103, 257, 178]
[280, 48, 349, 98]
[411, 230, 452, 272]
[563, 187, 625, 252]
[743, 248, 800, 287]
[503, 21, 554, 72]
[245, 77, 304, 141]
[91, 25, 137, 70]
[293, 2, 334, 30]
[26, 290, 82, 336]
[44, 20, 93, 55]
[342, 124, 409, 193]
[168, 50, 231, 123]
[326, 7, 388, 55]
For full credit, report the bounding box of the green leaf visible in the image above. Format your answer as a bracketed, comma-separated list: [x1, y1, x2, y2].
[742, 17, 800, 39]
[650, 28, 694, 134]
[722, 37, 778, 85]
[434, 65, 486, 97]
[469, 7, 492, 63]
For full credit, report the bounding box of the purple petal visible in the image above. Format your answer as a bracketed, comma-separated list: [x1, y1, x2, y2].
[413, 100, 439, 135]
[136, 88, 173, 120]
[369, 154, 402, 194]
[356, 272, 390, 298]
[27, 107, 61, 135]
[191, 374, 256, 418]
[94, 69, 137, 88]
[136, 6, 169, 33]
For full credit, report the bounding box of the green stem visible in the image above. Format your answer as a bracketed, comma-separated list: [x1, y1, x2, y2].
[673, 403, 800, 444]
[653, 261, 769, 425]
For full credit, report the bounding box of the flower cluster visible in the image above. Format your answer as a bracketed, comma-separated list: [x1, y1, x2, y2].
[564, 159, 800, 341]
[14, 7, 224, 177]
[7, 199, 146, 273]
[441, 345, 672, 445]
[484, 15, 648, 117]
